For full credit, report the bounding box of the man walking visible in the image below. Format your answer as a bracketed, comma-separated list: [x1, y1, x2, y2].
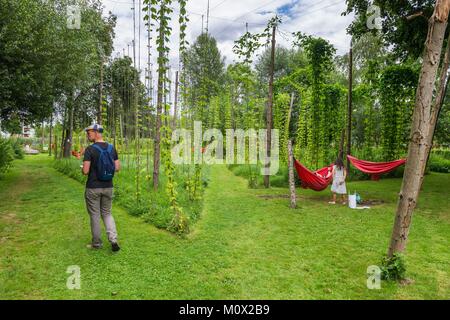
[82, 124, 121, 252]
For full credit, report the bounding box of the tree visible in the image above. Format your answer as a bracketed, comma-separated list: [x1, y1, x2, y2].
[295, 33, 337, 167]
[388, 0, 450, 258]
[183, 33, 225, 127]
[343, 0, 442, 60]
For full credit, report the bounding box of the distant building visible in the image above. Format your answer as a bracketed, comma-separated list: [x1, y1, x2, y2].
[22, 125, 35, 138]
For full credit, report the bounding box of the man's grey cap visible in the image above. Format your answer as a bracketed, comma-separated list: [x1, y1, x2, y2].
[85, 124, 104, 133]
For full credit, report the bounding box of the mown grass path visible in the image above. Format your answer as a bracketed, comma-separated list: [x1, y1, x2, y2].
[0, 155, 449, 299]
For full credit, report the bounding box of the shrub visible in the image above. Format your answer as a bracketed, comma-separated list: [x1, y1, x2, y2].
[428, 153, 450, 173]
[228, 163, 290, 188]
[142, 203, 173, 229]
[53, 156, 206, 235]
[0, 138, 15, 175]
[53, 158, 86, 184]
[380, 253, 406, 281]
[432, 149, 450, 160]
[10, 138, 25, 159]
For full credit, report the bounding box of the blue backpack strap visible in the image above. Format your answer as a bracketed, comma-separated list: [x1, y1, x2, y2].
[92, 143, 111, 153]
[107, 143, 113, 153]
[91, 144, 104, 154]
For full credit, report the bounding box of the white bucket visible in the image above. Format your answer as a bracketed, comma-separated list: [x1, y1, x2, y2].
[348, 194, 357, 209]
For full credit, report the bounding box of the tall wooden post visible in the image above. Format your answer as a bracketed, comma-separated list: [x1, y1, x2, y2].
[98, 57, 104, 125]
[288, 140, 297, 209]
[41, 121, 45, 151]
[54, 135, 58, 160]
[346, 38, 353, 171]
[153, 2, 166, 191]
[172, 70, 179, 130]
[264, 25, 276, 188]
[49, 113, 53, 156]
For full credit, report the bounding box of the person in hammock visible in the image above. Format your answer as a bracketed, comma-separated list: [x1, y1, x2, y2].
[329, 156, 347, 204]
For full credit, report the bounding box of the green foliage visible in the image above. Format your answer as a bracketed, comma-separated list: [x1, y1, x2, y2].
[0, 138, 15, 175]
[233, 15, 282, 65]
[273, 93, 291, 163]
[2, 138, 25, 160]
[2, 156, 450, 299]
[53, 159, 86, 184]
[380, 253, 407, 281]
[0, 0, 116, 125]
[435, 93, 450, 147]
[183, 33, 226, 126]
[343, 0, 436, 60]
[53, 156, 205, 235]
[353, 84, 380, 157]
[228, 164, 289, 188]
[379, 64, 418, 160]
[428, 153, 450, 173]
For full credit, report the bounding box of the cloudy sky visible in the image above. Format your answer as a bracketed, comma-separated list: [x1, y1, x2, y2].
[101, 0, 354, 82]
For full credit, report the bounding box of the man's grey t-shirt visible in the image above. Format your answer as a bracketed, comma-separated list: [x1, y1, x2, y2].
[83, 142, 118, 189]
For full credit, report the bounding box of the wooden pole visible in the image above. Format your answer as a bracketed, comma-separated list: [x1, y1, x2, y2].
[49, 113, 53, 156]
[153, 2, 166, 190]
[98, 57, 103, 125]
[346, 38, 353, 172]
[263, 25, 276, 188]
[172, 70, 179, 130]
[54, 135, 58, 160]
[288, 140, 297, 209]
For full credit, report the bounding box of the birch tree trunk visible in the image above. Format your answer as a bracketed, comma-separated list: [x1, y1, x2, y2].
[387, 0, 450, 257]
[421, 32, 450, 184]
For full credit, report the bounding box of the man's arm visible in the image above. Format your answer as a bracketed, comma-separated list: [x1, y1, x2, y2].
[82, 161, 90, 175]
[115, 160, 121, 172]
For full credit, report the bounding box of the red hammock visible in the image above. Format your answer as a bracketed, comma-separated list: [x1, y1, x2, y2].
[347, 155, 406, 180]
[293, 159, 333, 191]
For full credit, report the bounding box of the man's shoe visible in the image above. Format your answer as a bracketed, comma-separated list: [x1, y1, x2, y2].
[87, 244, 102, 249]
[111, 242, 120, 252]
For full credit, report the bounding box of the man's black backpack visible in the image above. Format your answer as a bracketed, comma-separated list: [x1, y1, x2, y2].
[92, 143, 115, 181]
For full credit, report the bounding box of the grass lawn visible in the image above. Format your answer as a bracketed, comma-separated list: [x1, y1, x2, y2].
[0, 154, 449, 299]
